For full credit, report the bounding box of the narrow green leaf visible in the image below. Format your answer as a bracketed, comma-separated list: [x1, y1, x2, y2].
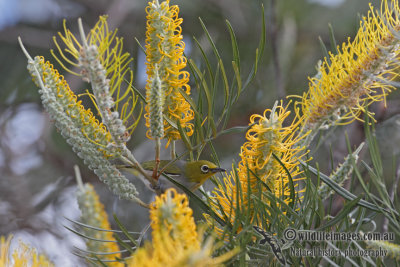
[317, 196, 362, 231]
[210, 116, 217, 137]
[217, 125, 252, 137]
[64, 217, 139, 234]
[364, 114, 383, 177]
[177, 118, 193, 151]
[113, 234, 135, 254]
[189, 59, 212, 111]
[272, 153, 295, 210]
[163, 114, 178, 130]
[134, 37, 146, 55]
[194, 109, 205, 144]
[64, 225, 125, 243]
[232, 61, 242, 101]
[178, 87, 199, 115]
[328, 23, 339, 55]
[199, 17, 222, 60]
[303, 162, 392, 214]
[88, 256, 108, 267]
[193, 37, 214, 84]
[218, 58, 230, 117]
[318, 36, 331, 65]
[186, 54, 200, 86]
[131, 84, 146, 103]
[113, 213, 138, 246]
[226, 19, 240, 73]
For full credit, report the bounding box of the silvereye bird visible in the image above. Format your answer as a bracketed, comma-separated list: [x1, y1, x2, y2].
[121, 160, 226, 193]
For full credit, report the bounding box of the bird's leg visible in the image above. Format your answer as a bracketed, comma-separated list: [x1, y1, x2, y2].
[153, 137, 161, 180]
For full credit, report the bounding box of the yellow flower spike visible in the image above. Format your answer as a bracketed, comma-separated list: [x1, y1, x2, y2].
[77, 183, 123, 267]
[0, 235, 54, 267]
[22, 33, 140, 201]
[128, 189, 237, 266]
[208, 101, 307, 232]
[298, 0, 400, 137]
[145, 0, 194, 146]
[151, 188, 199, 248]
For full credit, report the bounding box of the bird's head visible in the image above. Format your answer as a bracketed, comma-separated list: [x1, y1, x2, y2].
[184, 160, 226, 184]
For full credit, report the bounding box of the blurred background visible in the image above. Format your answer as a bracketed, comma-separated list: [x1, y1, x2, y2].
[1, 0, 399, 265]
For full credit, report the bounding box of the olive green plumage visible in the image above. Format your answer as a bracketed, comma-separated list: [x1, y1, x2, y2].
[122, 160, 226, 193]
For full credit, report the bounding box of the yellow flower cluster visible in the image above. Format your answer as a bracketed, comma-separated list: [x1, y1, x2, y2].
[299, 0, 400, 132]
[144, 0, 194, 146]
[0, 235, 54, 267]
[128, 189, 236, 266]
[209, 102, 306, 230]
[77, 184, 123, 266]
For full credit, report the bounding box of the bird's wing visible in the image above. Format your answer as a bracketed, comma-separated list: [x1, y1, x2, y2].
[141, 160, 182, 175]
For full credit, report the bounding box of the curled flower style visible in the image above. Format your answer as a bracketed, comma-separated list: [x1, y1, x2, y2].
[128, 189, 237, 266]
[298, 0, 400, 139]
[208, 102, 307, 231]
[144, 0, 194, 146]
[77, 183, 123, 266]
[0, 235, 54, 267]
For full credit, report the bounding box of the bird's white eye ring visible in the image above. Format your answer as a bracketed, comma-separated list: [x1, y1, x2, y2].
[201, 165, 209, 173]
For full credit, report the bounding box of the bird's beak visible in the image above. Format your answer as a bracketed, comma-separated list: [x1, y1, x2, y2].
[210, 167, 226, 173]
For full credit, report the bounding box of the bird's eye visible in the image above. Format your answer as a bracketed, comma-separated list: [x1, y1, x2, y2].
[200, 165, 209, 173]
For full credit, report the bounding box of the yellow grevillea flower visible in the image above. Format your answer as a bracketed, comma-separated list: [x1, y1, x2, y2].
[299, 0, 400, 134]
[144, 0, 194, 146]
[0, 235, 54, 267]
[30, 56, 113, 152]
[128, 189, 237, 266]
[53, 16, 140, 136]
[208, 102, 306, 231]
[77, 183, 123, 266]
[25, 52, 139, 200]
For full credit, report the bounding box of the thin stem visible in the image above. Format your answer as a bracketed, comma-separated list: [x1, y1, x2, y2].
[74, 165, 85, 191]
[153, 137, 161, 179]
[121, 147, 162, 195]
[77, 18, 88, 47]
[135, 199, 151, 209]
[18, 37, 33, 61]
[171, 140, 176, 159]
